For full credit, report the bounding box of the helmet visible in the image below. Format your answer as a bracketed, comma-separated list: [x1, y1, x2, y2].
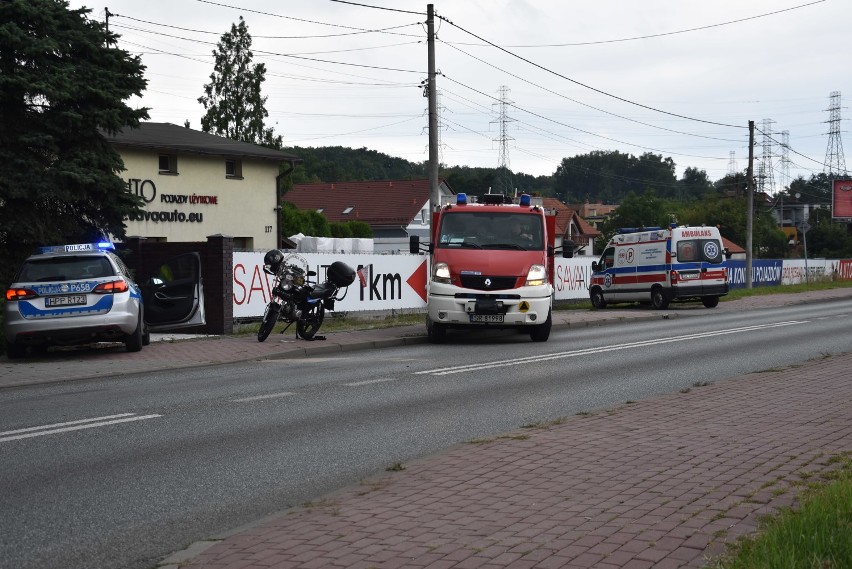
[264, 249, 284, 271]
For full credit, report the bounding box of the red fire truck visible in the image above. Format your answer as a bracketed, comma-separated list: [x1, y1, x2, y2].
[410, 193, 571, 343]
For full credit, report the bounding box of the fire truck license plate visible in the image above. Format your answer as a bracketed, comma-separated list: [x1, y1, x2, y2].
[470, 314, 504, 323]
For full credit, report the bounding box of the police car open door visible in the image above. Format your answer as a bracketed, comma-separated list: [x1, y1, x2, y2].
[141, 252, 206, 330]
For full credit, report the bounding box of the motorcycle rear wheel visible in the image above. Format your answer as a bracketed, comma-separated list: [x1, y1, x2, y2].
[297, 303, 325, 340]
[257, 303, 280, 342]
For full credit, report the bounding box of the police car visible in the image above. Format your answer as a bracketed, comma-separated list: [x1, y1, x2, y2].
[4, 242, 205, 359]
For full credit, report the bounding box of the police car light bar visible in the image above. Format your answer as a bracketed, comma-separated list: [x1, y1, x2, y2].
[38, 242, 115, 254]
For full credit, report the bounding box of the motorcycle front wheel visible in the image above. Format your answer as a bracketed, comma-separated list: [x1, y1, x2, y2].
[296, 302, 325, 340]
[257, 303, 281, 342]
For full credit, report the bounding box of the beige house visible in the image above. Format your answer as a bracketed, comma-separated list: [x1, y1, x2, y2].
[106, 123, 301, 250]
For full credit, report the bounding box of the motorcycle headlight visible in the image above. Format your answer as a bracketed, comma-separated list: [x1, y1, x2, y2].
[295, 275, 305, 286]
[525, 264, 547, 287]
[432, 262, 450, 284]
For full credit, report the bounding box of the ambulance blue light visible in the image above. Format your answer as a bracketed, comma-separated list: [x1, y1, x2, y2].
[519, 194, 531, 206]
[456, 193, 468, 205]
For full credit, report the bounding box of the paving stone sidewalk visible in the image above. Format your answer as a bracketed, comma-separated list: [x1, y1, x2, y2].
[169, 335, 852, 569]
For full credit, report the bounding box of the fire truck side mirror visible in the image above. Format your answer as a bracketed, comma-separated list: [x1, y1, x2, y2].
[562, 240, 574, 258]
[409, 235, 420, 254]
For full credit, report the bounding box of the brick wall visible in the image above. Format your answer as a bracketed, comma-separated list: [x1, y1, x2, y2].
[120, 235, 234, 335]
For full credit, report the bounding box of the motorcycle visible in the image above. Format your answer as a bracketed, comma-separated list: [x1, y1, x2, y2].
[257, 250, 356, 342]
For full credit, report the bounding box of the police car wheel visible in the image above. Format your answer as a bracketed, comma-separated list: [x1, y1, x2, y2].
[5, 341, 26, 360]
[126, 314, 144, 352]
[590, 288, 607, 309]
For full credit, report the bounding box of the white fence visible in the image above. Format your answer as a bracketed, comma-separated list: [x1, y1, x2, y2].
[232, 253, 851, 318]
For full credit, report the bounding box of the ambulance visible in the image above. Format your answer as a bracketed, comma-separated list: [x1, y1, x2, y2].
[589, 225, 729, 310]
[410, 193, 571, 343]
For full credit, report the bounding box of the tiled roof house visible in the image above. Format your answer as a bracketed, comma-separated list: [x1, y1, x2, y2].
[284, 179, 454, 252]
[543, 198, 601, 256]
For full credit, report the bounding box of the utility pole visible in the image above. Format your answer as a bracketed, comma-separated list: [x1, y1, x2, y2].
[426, 4, 440, 213]
[746, 120, 755, 289]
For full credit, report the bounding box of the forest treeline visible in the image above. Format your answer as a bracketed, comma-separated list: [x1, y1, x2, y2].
[282, 145, 849, 258]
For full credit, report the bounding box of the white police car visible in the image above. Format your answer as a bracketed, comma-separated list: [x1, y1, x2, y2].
[4, 242, 204, 359]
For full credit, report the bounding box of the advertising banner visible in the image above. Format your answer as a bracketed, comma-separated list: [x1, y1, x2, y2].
[832, 179, 852, 221]
[553, 257, 596, 300]
[727, 260, 783, 289]
[233, 252, 428, 318]
[780, 260, 830, 285]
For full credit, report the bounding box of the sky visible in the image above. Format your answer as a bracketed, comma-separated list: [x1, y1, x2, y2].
[69, 0, 851, 193]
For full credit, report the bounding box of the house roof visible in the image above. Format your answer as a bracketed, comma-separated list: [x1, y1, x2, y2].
[285, 179, 452, 226]
[104, 122, 302, 163]
[542, 198, 601, 237]
[721, 236, 746, 254]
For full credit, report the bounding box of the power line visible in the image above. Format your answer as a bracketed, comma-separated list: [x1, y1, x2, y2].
[442, 74, 736, 163]
[115, 14, 421, 39]
[436, 15, 747, 129]
[328, 0, 425, 16]
[441, 39, 743, 143]
[469, 0, 827, 48]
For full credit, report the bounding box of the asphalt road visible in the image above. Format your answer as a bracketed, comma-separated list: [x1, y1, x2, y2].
[1, 299, 851, 569]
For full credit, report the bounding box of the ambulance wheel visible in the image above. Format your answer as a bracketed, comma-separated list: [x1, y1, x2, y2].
[702, 296, 720, 308]
[651, 286, 670, 310]
[529, 310, 552, 342]
[590, 287, 607, 309]
[426, 318, 447, 344]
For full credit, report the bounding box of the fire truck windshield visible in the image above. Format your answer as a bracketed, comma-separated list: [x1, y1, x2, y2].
[438, 212, 543, 250]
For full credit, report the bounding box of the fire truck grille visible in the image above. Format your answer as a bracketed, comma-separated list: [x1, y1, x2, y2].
[459, 275, 518, 290]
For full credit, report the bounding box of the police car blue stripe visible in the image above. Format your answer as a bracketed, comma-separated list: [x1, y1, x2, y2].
[19, 295, 114, 319]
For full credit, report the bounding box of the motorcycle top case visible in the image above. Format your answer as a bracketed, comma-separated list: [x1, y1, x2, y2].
[327, 261, 356, 287]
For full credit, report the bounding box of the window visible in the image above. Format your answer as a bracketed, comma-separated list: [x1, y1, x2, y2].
[233, 237, 254, 250]
[158, 154, 177, 174]
[676, 239, 723, 264]
[225, 159, 243, 179]
[342, 207, 353, 215]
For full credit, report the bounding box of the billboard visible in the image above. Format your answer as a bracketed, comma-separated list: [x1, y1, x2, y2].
[832, 178, 852, 221]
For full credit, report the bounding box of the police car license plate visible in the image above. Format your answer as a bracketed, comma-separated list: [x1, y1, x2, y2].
[470, 314, 503, 323]
[46, 295, 87, 307]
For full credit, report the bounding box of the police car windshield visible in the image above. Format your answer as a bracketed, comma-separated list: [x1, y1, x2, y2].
[438, 212, 542, 249]
[17, 256, 115, 282]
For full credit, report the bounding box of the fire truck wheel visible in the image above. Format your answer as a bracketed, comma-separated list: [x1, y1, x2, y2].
[701, 296, 720, 308]
[590, 287, 607, 309]
[651, 286, 670, 310]
[427, 318, 447, 344]
[529, 310, 552, 342]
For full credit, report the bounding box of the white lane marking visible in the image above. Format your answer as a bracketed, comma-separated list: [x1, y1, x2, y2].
[416, 321, 807, 376]
[0, 413, 136, 436]
[231, 391, 296, 402]
[0, 414, 162, 443]
[345, 378, 400, 386]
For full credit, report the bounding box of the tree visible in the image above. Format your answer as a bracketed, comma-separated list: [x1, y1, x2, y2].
[553, 150, 677, 204]
[199, 17, 281, 148]
[600, 190, 672, 242]
[0, 0, 149, 289]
